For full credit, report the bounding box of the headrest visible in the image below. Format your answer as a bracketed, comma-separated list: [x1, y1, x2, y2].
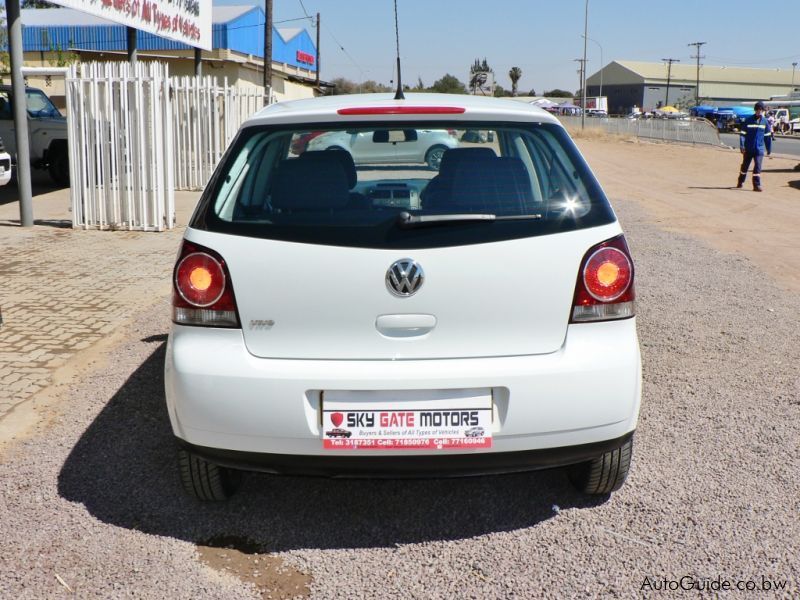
[300, 150, 357, 189]
[448, 156, 534, 215]
[271, 158, 349, 210]
[439, 147, 497, 176]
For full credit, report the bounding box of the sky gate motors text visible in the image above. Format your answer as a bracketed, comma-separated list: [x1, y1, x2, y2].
[346, 411, 480, 428]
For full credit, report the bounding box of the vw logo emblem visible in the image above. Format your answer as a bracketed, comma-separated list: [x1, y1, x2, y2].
[386, 259, 424, 297]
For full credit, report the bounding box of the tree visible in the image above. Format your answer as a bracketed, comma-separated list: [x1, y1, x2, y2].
[0, 11, 8, 75]
[543, 89, 573, 98]
[508, 67, 522, 97]
[493, 84, 512, 98]
[429, 74, 466, 95]
[469, 57, 494, 95]
[528, 88, 537, 96]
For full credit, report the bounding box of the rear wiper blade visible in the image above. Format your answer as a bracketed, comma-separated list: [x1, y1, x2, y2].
[397, 211, 542, 228]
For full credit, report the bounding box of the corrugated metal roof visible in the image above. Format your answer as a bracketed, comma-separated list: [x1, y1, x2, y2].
[613, 60, 795, 85]
[20, 5, 257, 26]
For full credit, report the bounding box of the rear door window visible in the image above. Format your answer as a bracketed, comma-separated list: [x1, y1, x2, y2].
[195, 122, 615, 249]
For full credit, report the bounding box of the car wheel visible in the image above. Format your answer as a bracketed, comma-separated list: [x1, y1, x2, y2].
[178, 449, 242, 501]
[568, 436, 633, 495]
[48, 147, 70, 187]
[425, 145, 447, 170]
[326, 146, 347, 152]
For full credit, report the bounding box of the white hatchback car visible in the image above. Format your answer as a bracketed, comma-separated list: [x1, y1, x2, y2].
[305, 128, 458, 170]
[165, 93, 641, 501]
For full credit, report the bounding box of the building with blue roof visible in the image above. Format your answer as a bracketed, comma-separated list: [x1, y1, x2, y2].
[6, 4, 323, 108]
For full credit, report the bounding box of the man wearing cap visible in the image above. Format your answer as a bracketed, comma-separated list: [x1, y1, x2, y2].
[737, 101, 772, 192]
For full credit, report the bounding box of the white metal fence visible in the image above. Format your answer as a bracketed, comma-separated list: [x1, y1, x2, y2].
[559, 116, 722, 146]
[66, 62, 264, 231]
[67, 62, 174, 231]
[171, 76, 263, 191]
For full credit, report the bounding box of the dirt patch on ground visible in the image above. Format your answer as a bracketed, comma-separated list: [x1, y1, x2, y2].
[197, 536, 312, 599]
[575, 137, 800, 292]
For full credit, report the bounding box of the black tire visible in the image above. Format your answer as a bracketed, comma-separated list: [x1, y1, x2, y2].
[568, 436, 633, 495]
[48, 146, 69, 187]
[425, 145, 448, 170]
[178, 449, 242, 501]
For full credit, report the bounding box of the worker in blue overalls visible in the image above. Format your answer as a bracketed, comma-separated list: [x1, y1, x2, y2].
[737, 101, 772, 192]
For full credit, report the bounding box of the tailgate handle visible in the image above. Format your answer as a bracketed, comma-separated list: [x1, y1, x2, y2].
[375, 314, 436, 337]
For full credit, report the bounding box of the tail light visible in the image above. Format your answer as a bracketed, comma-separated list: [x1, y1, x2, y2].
[172, 241, 240, 328]
[571, 235, 635, 323]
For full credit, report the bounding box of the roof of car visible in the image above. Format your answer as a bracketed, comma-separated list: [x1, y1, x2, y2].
[244, 93, 561, 127]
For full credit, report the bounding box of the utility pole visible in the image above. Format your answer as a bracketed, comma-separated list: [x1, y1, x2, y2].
[580, 0, 589, 129]
[574, 58, 586, 119]
[6, 0, 33, 226]
[126, 26, 137, 67]
[315, 12, 320, 87]
[194, 47, 202, 77]
[688, 42, 706, 106]
[662, 58, 680, 107]
[792, 62, 798, 92]
[263, 0, 273, 106]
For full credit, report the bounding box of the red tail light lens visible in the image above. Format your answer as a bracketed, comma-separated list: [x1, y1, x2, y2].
[176, 253, 226, 307]
[583, 247, 632, 302]
[571, 236, 635, 323]
[172, 241, 239, 328]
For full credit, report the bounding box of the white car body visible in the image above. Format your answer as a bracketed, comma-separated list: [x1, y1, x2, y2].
[306, 128, 457, 168]
[165, 93, 641, 499]
[0, 149, 11, 186]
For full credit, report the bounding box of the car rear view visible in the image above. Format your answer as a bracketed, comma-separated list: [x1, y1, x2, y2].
[164, 94, 641, 501]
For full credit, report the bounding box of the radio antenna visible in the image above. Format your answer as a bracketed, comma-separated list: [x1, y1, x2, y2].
[393, 0, 404, 100]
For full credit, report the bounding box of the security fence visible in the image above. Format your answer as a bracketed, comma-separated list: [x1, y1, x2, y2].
[66, 62, 264, 231]
[171, 76, 263, 191]
[559, 116, 721, 146]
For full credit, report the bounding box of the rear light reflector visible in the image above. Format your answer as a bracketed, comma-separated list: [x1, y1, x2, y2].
[172, 242, 240, 328]
[571, 235, 635, 323]
[337, 106, 466, 115]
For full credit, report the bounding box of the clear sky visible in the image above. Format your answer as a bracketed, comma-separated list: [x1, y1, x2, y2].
[244, 0, 800, 94]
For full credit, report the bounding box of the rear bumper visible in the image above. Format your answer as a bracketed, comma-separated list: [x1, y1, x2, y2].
[165, 318, 641, 461]
[179, 432, 634, 477]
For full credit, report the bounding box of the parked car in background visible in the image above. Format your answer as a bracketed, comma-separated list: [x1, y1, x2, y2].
[0, 135, 11, 186]
[306, 127, 458, 170]
[0, 85, 69, 186]
[166, 93, 641, 501]
[290, 130, 324, 155]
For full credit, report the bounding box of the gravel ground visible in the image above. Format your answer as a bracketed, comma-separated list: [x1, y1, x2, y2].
[1, 197, 799, 599]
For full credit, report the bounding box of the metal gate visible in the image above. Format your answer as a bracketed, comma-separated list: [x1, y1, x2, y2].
[66, 62, 264, 231]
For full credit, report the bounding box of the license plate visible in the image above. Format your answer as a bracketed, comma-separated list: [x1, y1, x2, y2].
[321, 389, 493, 450]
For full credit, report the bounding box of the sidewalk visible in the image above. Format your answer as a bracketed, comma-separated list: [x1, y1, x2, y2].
[0, 179, 200, 438]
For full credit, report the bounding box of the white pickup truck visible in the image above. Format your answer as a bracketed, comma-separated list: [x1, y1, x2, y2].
[0, 85, 69, 185]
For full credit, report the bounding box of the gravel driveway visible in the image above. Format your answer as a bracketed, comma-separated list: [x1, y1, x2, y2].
[1, 197, 798, 599]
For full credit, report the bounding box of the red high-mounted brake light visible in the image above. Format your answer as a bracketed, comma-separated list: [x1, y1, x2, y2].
[337, 106, 466, 115]
[571, 235, 635, 323]
[172, 241, 240, 328]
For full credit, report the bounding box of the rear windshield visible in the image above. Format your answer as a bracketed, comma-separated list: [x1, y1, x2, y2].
[192, 121, 616, 249]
